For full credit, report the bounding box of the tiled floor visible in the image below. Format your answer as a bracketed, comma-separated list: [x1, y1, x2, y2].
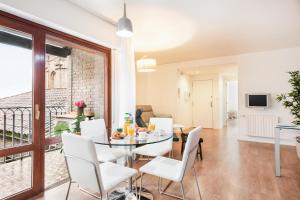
[0, 149, 68, 199]
[44, 149, 69, 188]
[0, 154, 32, 199]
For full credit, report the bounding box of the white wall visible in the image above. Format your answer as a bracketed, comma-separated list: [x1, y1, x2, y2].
[137, 65, 237, 129]
[136, 65, 193, 126]
[137, 47, 300, 144]
[227, 80, 238, 113]
[136, 65, 235, 129]
[237, 48, 299, 144]
[0, 0, 118, 48]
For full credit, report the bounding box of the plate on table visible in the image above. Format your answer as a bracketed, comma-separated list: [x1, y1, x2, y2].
[111, 132, 125, 140]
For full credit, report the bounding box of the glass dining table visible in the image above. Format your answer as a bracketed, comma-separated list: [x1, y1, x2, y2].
[92, 131, 173, 200]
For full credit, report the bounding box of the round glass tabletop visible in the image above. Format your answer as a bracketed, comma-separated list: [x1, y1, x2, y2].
[92, 132, 173, 146]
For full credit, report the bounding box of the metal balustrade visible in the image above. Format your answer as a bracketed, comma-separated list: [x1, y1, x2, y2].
[0, 106, 66, 163]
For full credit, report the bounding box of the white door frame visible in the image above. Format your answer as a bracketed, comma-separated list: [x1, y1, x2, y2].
[192, 79, 214, 128]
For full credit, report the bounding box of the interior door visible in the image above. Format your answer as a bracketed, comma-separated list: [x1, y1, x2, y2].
[192, 80, 213, 128]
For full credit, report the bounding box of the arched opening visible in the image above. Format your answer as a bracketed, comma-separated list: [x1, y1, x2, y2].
[49, 71, 56, 89]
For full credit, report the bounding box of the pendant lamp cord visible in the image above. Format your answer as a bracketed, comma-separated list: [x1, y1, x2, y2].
[123, 1, 127, 17]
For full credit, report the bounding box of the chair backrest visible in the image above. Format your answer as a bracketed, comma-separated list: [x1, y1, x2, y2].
[80, 119, 106, 138]
[179, 126, 202, 180]
[149, 118, 174, 148]
[149, 117, 173, 133]
[62, 133, 104, 195]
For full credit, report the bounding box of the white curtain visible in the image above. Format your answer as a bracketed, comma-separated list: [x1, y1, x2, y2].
[112, 38, 136, 130]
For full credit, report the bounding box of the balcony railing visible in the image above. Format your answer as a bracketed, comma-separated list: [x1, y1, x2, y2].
[0, 106, 66, 163]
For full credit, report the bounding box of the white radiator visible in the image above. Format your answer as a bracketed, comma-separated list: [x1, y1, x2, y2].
[246, 115, 278, 138]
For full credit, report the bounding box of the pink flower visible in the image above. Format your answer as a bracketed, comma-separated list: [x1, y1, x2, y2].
[74, 100, 86, 108]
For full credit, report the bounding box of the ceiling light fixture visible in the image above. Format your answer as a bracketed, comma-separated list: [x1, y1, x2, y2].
[136, 58, 157, 72]
[116, 1, 133, 37]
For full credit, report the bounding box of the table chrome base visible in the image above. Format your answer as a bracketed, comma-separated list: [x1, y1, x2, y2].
[108, 187, 153, 200]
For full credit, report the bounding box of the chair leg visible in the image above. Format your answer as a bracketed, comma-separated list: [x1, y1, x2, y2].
[135, 176, 138, 196]
[180, 181, 185, 200]
[193, 167, 202, 200]
[125, 155, 129, 166]
[106, 193, 109, 200]
[158, 177, 185, 199]
[158, 177, 162, 193]
[66, 180, 72, 200]
[169, 150, 174, 158]
[139, 173, 144, 200]
[198, 142, 203, 160]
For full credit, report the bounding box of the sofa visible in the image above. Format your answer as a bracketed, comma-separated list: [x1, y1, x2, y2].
[136, 105, 172, 127]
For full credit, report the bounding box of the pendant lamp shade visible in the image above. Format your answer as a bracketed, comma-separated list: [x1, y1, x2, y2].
[136, 58, 157, 72]
[116, 3, 133, 37]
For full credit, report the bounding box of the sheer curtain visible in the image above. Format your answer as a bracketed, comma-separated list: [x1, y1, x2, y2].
[112, 38, 136, 130]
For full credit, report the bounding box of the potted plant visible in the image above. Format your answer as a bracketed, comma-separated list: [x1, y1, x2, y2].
[276, 71, 300, 125]
[277, 71, 300, 158]
[72, 115, 85, 134]
[53, 122, 71, 136]
[52, 122, 71, 153]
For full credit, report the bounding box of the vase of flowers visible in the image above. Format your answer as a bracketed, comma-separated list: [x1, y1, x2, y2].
[73, 100, 86, 134]
[74, 100, 86, 116]
[276, 71, 300, 125]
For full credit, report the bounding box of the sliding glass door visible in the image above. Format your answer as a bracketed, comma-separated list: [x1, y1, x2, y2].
[0, 15, 45, 199]
[0, 10, 111, 199]
[43, 35, 106, 188]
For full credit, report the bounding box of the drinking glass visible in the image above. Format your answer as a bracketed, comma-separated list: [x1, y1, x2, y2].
[128, 126, 135, 137]
[148, 124, 156, 132]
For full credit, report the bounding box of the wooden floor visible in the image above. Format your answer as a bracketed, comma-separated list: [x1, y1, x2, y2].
[31, 122, 300, 200]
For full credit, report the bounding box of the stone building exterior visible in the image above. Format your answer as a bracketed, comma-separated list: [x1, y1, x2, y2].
[45, 55, 69, 89]
[67, 49, 105, 117]
[45, 48, 105, 116]
[0, 48, 105, 138]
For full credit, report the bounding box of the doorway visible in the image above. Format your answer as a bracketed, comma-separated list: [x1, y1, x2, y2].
[192, 80, 213, 128]
[225, 80, 238, 126]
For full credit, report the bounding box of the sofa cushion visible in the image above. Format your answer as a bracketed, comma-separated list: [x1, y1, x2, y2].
[141, 111, 154, 124]
[136, 105, 155, 124]
[136, 105, 153, 112]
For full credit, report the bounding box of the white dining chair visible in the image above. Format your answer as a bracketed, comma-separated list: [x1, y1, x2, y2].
[133, 117, 173, 158]
[62, 133, 137, 200]
[139, 126, 202, 200]
[80, 119, 126, 163]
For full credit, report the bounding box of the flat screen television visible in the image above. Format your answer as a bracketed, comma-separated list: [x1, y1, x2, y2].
[245, 93, 271, 108]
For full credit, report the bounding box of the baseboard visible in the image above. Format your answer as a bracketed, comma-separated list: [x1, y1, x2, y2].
[238, 135, 296, 146]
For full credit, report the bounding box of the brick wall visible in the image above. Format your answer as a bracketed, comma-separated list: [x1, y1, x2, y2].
[67, 49, 105, 118]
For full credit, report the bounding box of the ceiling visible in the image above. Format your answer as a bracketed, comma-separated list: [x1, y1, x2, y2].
[181, 64, 238, 76]
[67, 0, 300, 64]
